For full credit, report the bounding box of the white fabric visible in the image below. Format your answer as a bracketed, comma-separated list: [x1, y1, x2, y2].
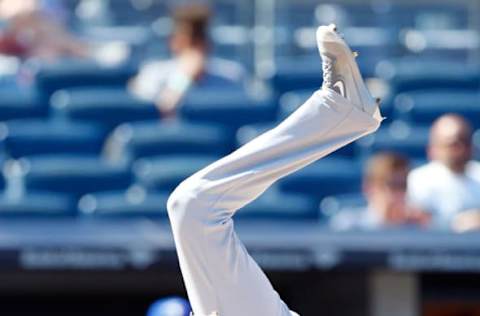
[408, 160, 480, 229]
[130, 57, 245, 101]
[167, 88, 382, 316]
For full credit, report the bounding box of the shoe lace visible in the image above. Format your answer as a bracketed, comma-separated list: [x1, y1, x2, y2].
[322, 56, 334, 89]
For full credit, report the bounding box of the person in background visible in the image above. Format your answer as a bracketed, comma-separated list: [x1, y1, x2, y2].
[408, 114, 480, 232]
[0, 0, 89, 60]
[331, 152, 429, 230]
[129, 4, 244, 118]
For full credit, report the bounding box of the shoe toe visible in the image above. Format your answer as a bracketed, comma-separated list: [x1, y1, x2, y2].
[316, 25, 342, 52]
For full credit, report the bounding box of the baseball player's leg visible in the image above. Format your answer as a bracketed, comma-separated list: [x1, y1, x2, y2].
[167, 25, 383, 316]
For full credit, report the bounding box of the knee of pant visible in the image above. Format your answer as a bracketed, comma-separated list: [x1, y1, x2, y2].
[167, 178, 208, 232]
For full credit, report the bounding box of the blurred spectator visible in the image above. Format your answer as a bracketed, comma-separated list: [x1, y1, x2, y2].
[129, 4, 244, 118]
[331, 152, 429, 230]
[0, 0, 89, 60]
[408, 114, 480, 231]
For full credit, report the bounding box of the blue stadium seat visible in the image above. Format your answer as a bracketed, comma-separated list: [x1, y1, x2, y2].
[51, 88, 158, 130]
[180, 89, 276, 130]
[107, 120, 233, 163]
[0, 193, 75, 217]
[388, 4, 469, 29]
[396, 90, 480, 129]
[134, 155, 218, 193]
[0, 119, 107, 158]
[236, 188, 318, 221]
[271, 56, 323, 94]
[356, 123, 429, 159]
[0, 88, 45, 121]
[376, 58, 480, 94]
[79, 188, 169, 218]
[320, 193, 366, 219]
[0, 154, 5, 190]
[236, 122, 355, 158]
[279, 158, 362, 201]
[35, 59, 137, 98]
[22, 156, 132, 198]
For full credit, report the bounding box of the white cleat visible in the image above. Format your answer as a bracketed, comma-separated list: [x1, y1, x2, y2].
[316, 24, 380, 116]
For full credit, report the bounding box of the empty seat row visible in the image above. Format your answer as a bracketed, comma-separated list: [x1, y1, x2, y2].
[0, 154, 367, 217]
[376, 58, 480, 94]
[0, 88, 46, 121]
[0, 119, 234, 161]
[0, 119, 107, 158]
[0, 193, 76, 217]
[5, 156, 132, 199]
[49, 86, 274, 132]
[3, 59, 477, 135]
[0, 154, 215, 199]
[51, 88, 158, 131]
[0, 186, 318, 221]
[35, 59, 138, 99]
[107, 120, 234, 164]
[394, 90, 480, 128]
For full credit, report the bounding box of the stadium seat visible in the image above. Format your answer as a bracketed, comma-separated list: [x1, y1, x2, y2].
[270, 56, 323, 95]
[279, 158, 362, 201]
[0, 119, 107, 158]
[22, 155, 133, 198]
[356, 123, 429, 159]
[0, 88, 45, 122]
[0, 155, 5, 190]
[180, 89, 276, 130]
[106, 120, 233, 163]
[320, 193, 366, 219]
[236, 122, 355, 158]
[236, 188, 318, 221]
[395, 90, 480, 129]
[0, 193, 75, 217]
[389, 4, 469, 29]
[376, 58, 480, 94]
[51, 88, 158, 130]
[78, 187, 169, 218]
[35, 59, 138, 98]
[134, 154, 218, 193]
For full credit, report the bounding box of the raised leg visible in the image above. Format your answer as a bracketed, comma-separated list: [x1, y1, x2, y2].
[167, 25, 383, 316]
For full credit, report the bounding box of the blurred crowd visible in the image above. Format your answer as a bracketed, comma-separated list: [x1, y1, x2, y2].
[331, 114, 480, 232]
[0, 0, 479, 233]
[0, 0, 243, 105]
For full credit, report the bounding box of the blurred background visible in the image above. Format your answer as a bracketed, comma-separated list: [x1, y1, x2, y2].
[0, 0, 479, 315]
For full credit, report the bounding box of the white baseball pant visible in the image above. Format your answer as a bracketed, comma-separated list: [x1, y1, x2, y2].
[167, 88, 382, 316]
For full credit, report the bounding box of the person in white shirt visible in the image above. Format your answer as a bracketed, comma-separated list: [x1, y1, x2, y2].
[408, 114, 480, 231]
[129, 4, 244, 118]
[331, 152, 429, 231]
